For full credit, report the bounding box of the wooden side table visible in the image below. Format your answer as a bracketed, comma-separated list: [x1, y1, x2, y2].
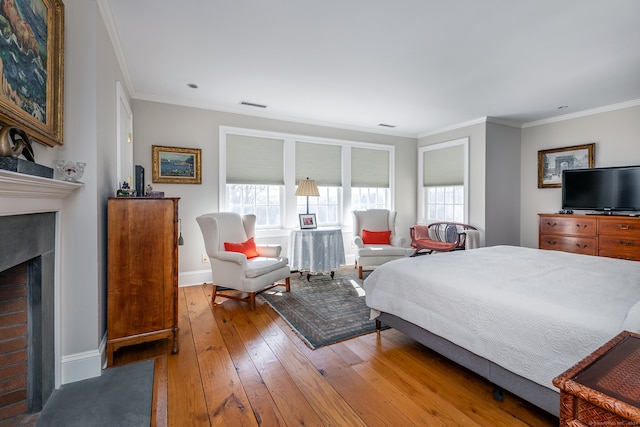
[553, 330, 640, 427]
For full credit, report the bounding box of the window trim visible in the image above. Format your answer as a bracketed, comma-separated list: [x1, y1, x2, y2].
[418, 137, 469, 224]
[219, 126, 395, 235]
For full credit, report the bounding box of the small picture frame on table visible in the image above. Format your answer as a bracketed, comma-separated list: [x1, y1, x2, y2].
[299, 214, 317, 229]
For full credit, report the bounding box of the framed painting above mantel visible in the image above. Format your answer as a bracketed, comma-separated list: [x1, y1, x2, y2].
[0, 0, 65, 147]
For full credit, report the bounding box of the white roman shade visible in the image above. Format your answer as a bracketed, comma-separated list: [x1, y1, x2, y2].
[423, 144, 464, 186]
[226, 134, 284, 185]
[351, 147, 389, 187]
[295, 142, 342, 186]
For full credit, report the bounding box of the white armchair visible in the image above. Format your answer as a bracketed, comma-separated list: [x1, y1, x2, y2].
[196, 212, 290, 311]
[352, 209, 412, 279]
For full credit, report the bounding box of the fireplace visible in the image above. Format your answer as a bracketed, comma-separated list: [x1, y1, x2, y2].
[0, 170, 81, 423]
[0, 213, 55, 422]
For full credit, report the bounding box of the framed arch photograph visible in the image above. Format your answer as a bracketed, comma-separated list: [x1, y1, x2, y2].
[538, 143, 595, 188]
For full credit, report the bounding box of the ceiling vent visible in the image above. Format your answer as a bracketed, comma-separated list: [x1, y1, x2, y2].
[240, 101, 267, 109]
[378, 123, 396, 128]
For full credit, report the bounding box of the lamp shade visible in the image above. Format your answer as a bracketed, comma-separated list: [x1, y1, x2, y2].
[295, 178, 320, 197]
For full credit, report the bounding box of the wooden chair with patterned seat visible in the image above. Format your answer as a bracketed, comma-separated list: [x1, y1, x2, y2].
[410, 222, 478, 256]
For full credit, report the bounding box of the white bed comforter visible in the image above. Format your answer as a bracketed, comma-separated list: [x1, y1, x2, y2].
[364, 245, 640, 390]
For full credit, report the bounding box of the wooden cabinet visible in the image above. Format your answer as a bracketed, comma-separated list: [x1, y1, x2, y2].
[107, 197, 180, 366]
[539, 214, 640, 260]
[553, 331, 640, 427]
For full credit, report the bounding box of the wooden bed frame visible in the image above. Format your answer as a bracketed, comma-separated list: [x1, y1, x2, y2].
[375, 312, 560, 416]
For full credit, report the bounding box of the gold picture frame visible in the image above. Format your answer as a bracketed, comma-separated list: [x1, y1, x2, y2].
[538, 143, 595, 188]
[152, 145, 202, 184]
[0, 0, 65, 147]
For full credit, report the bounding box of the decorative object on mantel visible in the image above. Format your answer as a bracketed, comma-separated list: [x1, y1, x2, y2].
[0, 126, 34, 160]
[55, 160, 85, 183]
[0, 126, 53, 178]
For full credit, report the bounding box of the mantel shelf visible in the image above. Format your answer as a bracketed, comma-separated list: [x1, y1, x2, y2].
[0, 170, 83, 217]
[0, 169, 83, 199]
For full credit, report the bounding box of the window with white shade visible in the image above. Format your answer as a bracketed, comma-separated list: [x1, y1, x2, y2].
[351, 147, 391, 210]
[225, 134, 284, 228]
[419, 138, 468, 223]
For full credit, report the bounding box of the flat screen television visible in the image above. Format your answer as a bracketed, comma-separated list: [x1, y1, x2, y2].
[562, 166, 640, 213]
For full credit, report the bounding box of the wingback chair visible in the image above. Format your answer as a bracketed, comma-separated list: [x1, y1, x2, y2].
[196, 212, 290, 310]
[352, 209, 412, 279]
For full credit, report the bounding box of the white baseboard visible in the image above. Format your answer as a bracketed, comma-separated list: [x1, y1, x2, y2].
[61, 347, 102, 384]
[179, 269, 211, 287]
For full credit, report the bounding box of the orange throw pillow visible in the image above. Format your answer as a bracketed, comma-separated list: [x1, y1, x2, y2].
[224, 237, 260, 259]
[362, 229, 391, 244]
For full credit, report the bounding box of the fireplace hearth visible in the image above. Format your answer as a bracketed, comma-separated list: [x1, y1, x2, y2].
[0, 213, 55, 422]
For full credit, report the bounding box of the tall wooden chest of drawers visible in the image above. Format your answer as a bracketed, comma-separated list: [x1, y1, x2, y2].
[107, 197, 180, 366]
[539, 213, 640, 261]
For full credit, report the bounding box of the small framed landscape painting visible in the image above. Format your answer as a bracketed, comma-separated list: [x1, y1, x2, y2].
[152, 145, 202, 184]
[538, 143, 595, 188]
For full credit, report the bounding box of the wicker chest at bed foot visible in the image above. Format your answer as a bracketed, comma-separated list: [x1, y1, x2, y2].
[553, 331, 640, 427]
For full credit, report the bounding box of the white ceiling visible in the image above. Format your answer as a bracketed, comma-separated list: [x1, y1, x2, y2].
[105, 0, 640, 137]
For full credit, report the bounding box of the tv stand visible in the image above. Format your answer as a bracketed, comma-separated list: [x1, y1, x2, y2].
[539, 213, 640, 261]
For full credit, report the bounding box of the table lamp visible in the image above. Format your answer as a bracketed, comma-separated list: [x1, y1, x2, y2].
[295, 177, 320, 214]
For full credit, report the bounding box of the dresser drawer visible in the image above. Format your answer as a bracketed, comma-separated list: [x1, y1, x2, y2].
[539, 216, 597, 237]
[539, 235, 597, 255]
[598, 217, 640, 237]
[599, 248, 640, 261]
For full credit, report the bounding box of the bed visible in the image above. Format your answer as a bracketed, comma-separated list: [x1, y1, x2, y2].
[363, 245, 640, 416]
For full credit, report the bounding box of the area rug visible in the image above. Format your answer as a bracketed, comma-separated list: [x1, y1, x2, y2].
[36, 359, 154, 427]
[260, 266, 380, 349]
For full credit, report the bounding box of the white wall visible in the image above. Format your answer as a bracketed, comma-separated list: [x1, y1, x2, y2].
[485, 122, 521, 246]
[29, 0, 132, 385]
[131, 100, 417, 284]
[520, 104, 640, 248]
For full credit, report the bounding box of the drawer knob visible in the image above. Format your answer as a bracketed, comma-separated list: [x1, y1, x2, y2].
[547, 222, 557, 227]
[618, 224, 632, 230]
[576, 243, 588, 248]
[546, 240, 556, 245]
[618, 240, 633, 246]
[576, 224, 588, 229]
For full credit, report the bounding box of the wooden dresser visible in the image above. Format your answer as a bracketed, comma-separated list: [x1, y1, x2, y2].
[553, 331, 640, 427]
[107, 197, 180, 366]
[539, 213, 640, 261]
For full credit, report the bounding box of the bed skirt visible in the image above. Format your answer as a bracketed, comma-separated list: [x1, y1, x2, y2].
[375, 312, 559, 417]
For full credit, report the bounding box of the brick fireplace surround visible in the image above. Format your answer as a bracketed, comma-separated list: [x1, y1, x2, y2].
[0, 170, 81, 424]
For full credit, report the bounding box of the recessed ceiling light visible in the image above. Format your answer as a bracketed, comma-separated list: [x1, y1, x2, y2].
[378, 123, 396, 128]
[187, 83, 198, 89]
[557, 105, 568, 110]
[240, 101, 267, 108]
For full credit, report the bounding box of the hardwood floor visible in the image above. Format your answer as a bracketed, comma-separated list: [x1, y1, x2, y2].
[113, 283, 559, 426]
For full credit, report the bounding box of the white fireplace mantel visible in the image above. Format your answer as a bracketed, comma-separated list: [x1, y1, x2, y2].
[0, 170, 83, 216]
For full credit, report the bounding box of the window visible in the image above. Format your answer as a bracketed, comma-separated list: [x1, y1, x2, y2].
[220, 126, 394, 232]
[297, 186, 341, 225]
[351, 187, 389, 211]
[425, 185, 464, 222]
[227, 184, 283, 227]
[419, 138, 468, 223]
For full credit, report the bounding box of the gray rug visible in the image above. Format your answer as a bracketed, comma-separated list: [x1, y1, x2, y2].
[260, 266, 381, 349]
[36, 360, 154, 426]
